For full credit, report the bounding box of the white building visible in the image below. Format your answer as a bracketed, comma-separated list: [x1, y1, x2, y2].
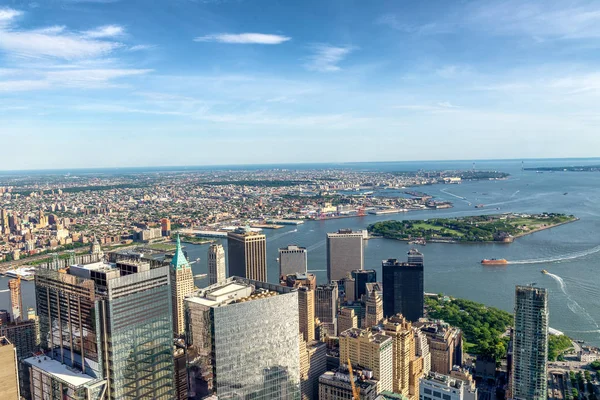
[420, 372, 477, 400]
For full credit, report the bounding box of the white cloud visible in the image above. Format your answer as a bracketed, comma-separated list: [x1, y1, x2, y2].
[0, 80, 50, 91]
[470, 1, 600, 39]
[83, 25, 125, 38]
[194, 33, 290, 44]
[0, 8, 22, 25]
[305, 44, 353, 72]
[376, 14, 454, 35]
[394, 103, 461, 112]
[437, 101, 459, 108]
[128, 44, 156, 51]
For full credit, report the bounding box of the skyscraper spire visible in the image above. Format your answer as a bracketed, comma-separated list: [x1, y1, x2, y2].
[170, 234, 190, 270]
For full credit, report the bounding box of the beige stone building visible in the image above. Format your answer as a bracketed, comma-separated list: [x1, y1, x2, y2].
[338, 307, 358, 335]
[0, 337, 19, 399]
[170, 235, 195, 336]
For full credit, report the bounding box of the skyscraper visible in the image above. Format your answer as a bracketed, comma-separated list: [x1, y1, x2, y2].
[185, 277, 301, 399]
[8, 279, 22, 323]
[418, 320, 463, 375]
[208, 243, 227, 285]
[326, 229, 364, 282]
[0, 337, 19, 399]
[337, 307, 358, 335]
[511, 285, 548, 400]
[161, 218, 171, 237]
[315, 284, 338, 337]
[352, 269, 376, 301]
[382, 258, 424, 322]
[382, 314, 415, 397]
[171, 235, 195, 336]
[300, 340, 327, 400]
[281, 273, 317, 342]
[0, 208, 9, 234]
[227, 227, 267, 281]
[339, 328, 394, 393]
[364, 282, 383, 328]
[28, 260, 175, 399]
[279, 245, 308, 277]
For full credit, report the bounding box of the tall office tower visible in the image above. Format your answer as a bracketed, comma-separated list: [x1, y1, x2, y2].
[415, 328, 432, 376]
[382, 258, 424, 322]
[282, 274, 316, 342]
[1, 319, 40, 397]
[185, 277, 301, 399]
[326, 229, 364, 282]
[319, 368, 379, 400]
[352, 269, 377, 301]
[339, 328, 394, 393]
[382, 314, 415, 397]
[338, 276, 355, 303]
[418, 321, 463, 375]
[281, 272, 317, 291]
[0, 337, 19, 399]
[338, 308, 358, 335]
[161, 218, 171, 237]
[407, 248, 424, 265]
[208, 243, 226, 285]
[173, 342, 188, 400]
[0, 208, 8, 234]
[227, 227, 267, 281]
[8, 279, 22, 323]
[511, 285, 549, 400]
[28, 260, 175, 399]
[171, 235, 195, 336]
[315, 284, 338, 337]
[420, 372, 477, 400]
[364, 282, 383, 328]
[300, 339, 327, 400]
[279, 245, 308, 277]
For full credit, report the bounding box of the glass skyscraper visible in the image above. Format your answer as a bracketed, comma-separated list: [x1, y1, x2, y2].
[186, 277, 301, 399]
[511, 285, 548, 400]
[382, 258, 424, 322]
[28, 260, 175, 399]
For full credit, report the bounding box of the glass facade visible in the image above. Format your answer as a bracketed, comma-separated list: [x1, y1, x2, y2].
[382, 260, 424, 322]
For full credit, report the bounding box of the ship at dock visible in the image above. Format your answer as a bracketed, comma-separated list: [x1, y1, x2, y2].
[481, 258, 508, 265]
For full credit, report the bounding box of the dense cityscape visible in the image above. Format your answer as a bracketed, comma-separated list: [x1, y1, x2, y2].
[0, 166, 598, 400]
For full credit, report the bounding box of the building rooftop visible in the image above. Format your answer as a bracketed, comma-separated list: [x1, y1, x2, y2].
[170, 234, 190, 270]
[422, 372, 464, 390]
[24, 355, 97, 387]
[339, 328, 391, 345]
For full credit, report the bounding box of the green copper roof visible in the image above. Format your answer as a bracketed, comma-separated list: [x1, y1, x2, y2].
[170, 234, 190, 270]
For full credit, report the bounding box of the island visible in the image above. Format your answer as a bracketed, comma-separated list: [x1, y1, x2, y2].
[525, 165, 600, 172]
[368, 213, 577, 243]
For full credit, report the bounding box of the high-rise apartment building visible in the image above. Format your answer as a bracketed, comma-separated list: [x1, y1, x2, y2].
[415, 328, 432, 376]
[171, 235, 195, 336]
[208, 243, 226, 285]
[326, 229, 364, 282]
[0, 337, 19, 399]
[339, 328, 393, 393]
[185, 277, 301, 399]
[382, 314, 414, 397]
[28, 260, 175, 399]
[338, 307, 358, 335]
[8, 279, 22, 323]
[0, 208, 9, 234]
[418, 320, 463, 375]
[315, 284, 338, 337]
[279, 245, 308, 276]
[352, 269, 376, 301]
[364, 282, 383, 328]
[227, 227, 267, 281]
[511, 285, 548, 400]
[382, 258, 424, 322]
[300, 340, 327, 400]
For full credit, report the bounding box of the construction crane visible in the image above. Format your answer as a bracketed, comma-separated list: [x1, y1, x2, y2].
[347, 358, 360, 400]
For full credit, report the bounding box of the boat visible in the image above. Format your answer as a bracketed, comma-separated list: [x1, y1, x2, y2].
[481, 258, 508, 265]
[475, 204, 485, 208]
[563, 192, 568, 195]
[541, 269, 548, 274]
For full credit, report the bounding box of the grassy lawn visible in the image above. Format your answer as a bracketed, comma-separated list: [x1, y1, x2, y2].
[146, 242, 176, 251]
[412, 222, 464, 237]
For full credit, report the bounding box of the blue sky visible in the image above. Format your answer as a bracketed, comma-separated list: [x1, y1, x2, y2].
[1, 0, 600, 169]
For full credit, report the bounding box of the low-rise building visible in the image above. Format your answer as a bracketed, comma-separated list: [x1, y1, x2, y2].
[319, 368, 379, 400]
[420, 372, 477, 400]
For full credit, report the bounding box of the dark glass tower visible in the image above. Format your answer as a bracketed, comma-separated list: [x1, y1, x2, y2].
[382, 258, 424, 322]
[351, 269, 376, 301]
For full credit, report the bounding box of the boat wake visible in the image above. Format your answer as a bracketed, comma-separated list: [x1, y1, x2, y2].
[508, 244, 600, 265]
[545, 272, 599, 329]
[510, 190, 520, 198]
[306, 241, 325, 252]
[267, 228, 298, 242]
[440, 189, 469, 203]
[0, 289, 9, 293]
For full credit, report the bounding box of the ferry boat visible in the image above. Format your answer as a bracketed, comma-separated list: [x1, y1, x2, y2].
[541, 269, 548, 274]
[481, 258, 508, 265]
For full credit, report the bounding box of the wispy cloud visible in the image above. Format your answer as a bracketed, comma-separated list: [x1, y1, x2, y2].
[194, 33, 290, 44]
[469, 0, 600, 39]
[376, 14, 454, 35]
[394, 102, 461, 112]
[83, 24, 125, 38]
[128, 44, 156, 51]
[305, 44, 353, 72]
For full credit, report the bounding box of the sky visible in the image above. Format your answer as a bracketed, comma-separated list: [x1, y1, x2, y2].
[1, 0, 600, 170]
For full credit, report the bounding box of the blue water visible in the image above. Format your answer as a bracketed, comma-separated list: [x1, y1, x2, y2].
[2, 158, 600, 345]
